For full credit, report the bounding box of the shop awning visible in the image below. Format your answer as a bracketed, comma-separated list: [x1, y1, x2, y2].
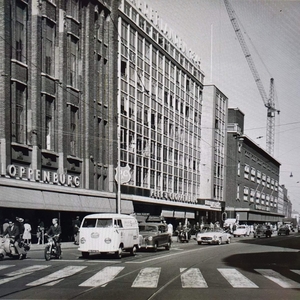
[161, 209, 174, 217]
[0, 186, 44, 209]
[185, 211, 194, 219]
[120, 200, 134, 214]
[174, 211, 185, 218]
[0, 184, 133, 214]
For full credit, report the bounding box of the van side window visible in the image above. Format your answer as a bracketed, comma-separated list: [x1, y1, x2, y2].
[114, 219, 123, 228]
[96, 218, 113, 228]
[83, 219, 97, 227]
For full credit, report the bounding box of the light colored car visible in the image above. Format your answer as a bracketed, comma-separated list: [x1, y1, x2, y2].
[233, 225, 250, 237]
[196, 227, 231, 245]
[138, 223, 172, 251]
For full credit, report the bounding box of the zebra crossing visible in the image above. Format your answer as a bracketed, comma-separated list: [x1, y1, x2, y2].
[0, 264, 300, 289]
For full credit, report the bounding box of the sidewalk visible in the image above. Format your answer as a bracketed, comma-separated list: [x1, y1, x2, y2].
[30, 242, 79, 251]
[30, 236, 186, 251]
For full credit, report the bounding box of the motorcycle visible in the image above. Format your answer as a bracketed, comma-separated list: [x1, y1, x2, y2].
[44, 234, 62, 261]
[177, 230, 190, 243]
[0, 236, 30, 260]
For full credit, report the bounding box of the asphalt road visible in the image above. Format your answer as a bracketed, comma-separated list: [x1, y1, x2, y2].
[0, 233, 299, 300]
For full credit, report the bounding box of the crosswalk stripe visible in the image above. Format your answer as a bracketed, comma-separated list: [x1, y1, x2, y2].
[27, 266, 87, 286]
[180, 268, 208, 288]
[291, 270, 300, 276]
[255, 269, 300, 288]
[1, 265, 300, 289]
[132, 267, 161, 288]
[79, 266, 124, 287]
[0, 265, 14, 271]
[0, 265, 50, 286]
[218, 268, 258, 288]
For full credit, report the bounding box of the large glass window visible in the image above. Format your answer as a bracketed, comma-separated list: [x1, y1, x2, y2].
[69, 36, 78, 88]
[45, 96, 55, 150]
[44, 19, 55, 75]
[70, 105, 79, 156]
[15, 1, 27, 62]
[15, 83, 26, 144]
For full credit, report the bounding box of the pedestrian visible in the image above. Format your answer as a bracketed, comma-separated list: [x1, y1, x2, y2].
[2, 219, 9, 234]
[72, 216, 80, 245]
[46, 218, 62, 257]
[36, 219, 45, 244]
[23, 219, 32, 244]
[167, 223, 173, 236]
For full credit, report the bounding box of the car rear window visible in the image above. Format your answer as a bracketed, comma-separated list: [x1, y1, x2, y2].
[139, 225, 157, 232]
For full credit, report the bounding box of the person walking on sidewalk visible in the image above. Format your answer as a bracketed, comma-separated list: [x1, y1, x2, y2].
[23, 219, 32, 244]
[72, 216, 80, 245]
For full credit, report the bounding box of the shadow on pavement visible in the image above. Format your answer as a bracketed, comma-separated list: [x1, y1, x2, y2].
[223, 233, 300, 272]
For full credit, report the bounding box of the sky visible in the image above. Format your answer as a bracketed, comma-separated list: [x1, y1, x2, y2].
[146, 0, 300, 212]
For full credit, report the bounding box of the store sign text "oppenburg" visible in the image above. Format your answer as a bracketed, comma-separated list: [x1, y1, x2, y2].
[4, 164, 80, 187]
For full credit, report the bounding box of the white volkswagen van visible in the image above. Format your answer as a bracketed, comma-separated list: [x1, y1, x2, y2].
[78, 213, 139, 258]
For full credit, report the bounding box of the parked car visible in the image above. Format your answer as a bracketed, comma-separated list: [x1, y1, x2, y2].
[253, 224, 272, 238]
[278, 225, 290, 235]
[196, 227, 231, 245]
[138, 223, 172, 251]
[233, 225, 250, 237]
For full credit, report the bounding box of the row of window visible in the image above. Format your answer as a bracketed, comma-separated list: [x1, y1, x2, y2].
[237, 185, 278, 207]
[11, 0, 110, 163]
[122, 1, 203, 82]
[237, 163, 278, 191]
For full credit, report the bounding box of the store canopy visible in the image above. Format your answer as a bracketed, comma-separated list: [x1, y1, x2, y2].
[0, 185, 133, 214]
[161, 209, 174, 217]
[185, 211, 194, 219]
[174, 211, 185, 218]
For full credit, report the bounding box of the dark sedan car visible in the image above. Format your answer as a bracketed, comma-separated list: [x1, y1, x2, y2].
[278, 225, 290, 235]
[254, 224, 272, 238]
[138, 223, 172, 251]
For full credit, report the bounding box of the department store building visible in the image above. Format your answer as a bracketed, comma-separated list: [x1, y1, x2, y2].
[0, 0, 226, 239]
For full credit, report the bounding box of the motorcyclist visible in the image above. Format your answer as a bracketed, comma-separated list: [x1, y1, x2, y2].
[45, 218, 62, 257]
[3, 220, 26, 259]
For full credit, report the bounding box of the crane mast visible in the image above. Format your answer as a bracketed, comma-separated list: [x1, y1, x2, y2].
[223, 0, 279, 155]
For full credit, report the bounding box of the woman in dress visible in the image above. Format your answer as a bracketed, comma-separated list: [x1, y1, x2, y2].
[23, 219, 32, 244]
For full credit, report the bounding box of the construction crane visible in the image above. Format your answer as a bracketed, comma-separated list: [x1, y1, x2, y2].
[223, 0, 280, 156]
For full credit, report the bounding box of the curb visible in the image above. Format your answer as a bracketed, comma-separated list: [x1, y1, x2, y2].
[29, 242, 79, 251]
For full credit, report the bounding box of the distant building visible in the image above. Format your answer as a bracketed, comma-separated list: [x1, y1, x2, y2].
[225, 108, 284, 224]
[198, 85, 228, 223]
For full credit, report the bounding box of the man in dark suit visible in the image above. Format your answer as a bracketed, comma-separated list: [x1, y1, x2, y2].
[3, 220, 25, 259]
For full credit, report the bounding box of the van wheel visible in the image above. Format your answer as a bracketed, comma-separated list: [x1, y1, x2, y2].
[130, 246, 137, 256]
[82, 252, 89, 258]
[115, 247, 122, 259]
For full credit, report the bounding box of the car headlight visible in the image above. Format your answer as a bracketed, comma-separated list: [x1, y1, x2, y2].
[147, 236, 153, 241]
[104, 237, 112, 244]
[80, 237, 86, 244]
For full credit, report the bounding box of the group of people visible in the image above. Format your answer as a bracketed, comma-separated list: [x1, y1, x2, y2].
[1, 217, 63, 259]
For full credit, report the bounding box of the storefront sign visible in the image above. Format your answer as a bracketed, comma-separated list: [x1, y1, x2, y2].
[255, 204, 270, 212]
[204, 200, 221, 209]
[150, 189, 197, 203]
[3, 164, 80, 187]
[115, 164, 131, 184]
